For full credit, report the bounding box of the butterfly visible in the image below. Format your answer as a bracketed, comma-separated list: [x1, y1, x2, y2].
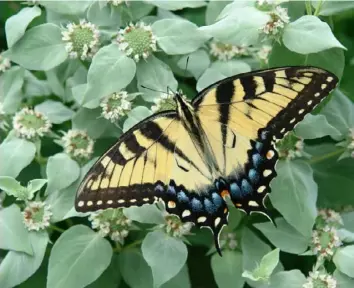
[75, 66, 338, 255]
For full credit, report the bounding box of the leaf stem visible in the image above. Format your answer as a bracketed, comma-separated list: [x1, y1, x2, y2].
[305, 1, 313, 15]
[313, 0, 324, 16]
[50, 225, 66, 233]
[123, 239, 144, 251]
[113, 241, 122, 253]
[308, 147, 346, 164]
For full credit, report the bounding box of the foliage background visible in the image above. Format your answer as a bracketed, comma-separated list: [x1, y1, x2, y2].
[0, 1, 354, 288]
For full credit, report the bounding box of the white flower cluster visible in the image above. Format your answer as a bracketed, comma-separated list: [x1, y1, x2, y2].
[117, 22, 157, 62]
[107, 0, 125, 6]
[89, 208, 132, 244]
[62, 20, 100, 60]
[159, 212, 192, 238]
[317, 209, 343, 228]
[62, 129, 94, 160]
[312, 226, 341, 259]
[256, 45, 272, 63]
[151, 92, 175, 113]
[224, 232, 238, 250]
[0, 53, 11, 73]
[22, 201, 52, 231]
[209, 40, 249, 61]
[13, 107, 52, 139]
[262, 6, 290, 36]
[100, 91, 132, 122]
[303, 271, 337, 288]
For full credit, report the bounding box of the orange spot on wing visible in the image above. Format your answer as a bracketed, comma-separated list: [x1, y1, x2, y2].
[220, 190, 230, 198]
[235, 203, 242, 207]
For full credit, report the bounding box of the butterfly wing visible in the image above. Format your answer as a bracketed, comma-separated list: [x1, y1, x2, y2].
[75, 110, 229, 249]
[193, 66, 338, 216]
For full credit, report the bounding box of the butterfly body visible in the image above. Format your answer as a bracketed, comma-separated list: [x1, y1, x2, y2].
[76, 66, 338, 255]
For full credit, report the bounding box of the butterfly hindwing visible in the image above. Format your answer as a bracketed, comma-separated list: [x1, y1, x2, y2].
[194, 66, 338, 216]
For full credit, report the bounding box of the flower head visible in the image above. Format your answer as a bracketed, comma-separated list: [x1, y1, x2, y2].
[262, 6, 290, 36]
[13, 107, 52, 139]
[0, 53, 11, 73]
[276, 132, 308, 160]
[209, 40, 249, 61]
[311, 226, 341, 259]
[62, 20, 100, 60]
[158, 211, 192, 238]
[256, 45, 272, 64]
[61, 129, 94, 161]
[220, 232, 238, 250]
[117, 22, 157, 62]
[303, 271, 337, 288]
[22, 201, 52, 231]
[89, 208, 132, 244]
[100, 91, 132, 122]
[316, 209, 343, 229]
[151, 92, 177, 113]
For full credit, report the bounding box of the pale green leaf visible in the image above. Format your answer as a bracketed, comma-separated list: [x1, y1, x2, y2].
[334, 269, 354, 288]
[1, 66, 25, 113]
[337, 229, 354, 243]
[124, 205, 165, 224]
[47, 225, 113, 288]
[0, 205, 32, 255]
[24, 70, 52, 98]
[162, 265, 190, 288]
[333, 245, 354, 278]
[144, 0, 206, 10]
[342, 211, 354, 232]
[316, 1, 354, 16]
[45, 153, 80, 195]
[254, 218, 311, 254]
[205, 0, 231, 25]
[199, 7, 269, 46]
[35, 100, 74, 124]
[39, 1, 92, 15]
[0, 138, 36, 178]
[123, 106, 153, 132]
[5, 6, 42, 48]
[0, 176, 25, 199]
[270, 161, 317, 237]
[27, 179, 47, 196]
[0, 231, 48, 288]
[268, 270, 307, 288]
[87, 2, 121, 27]
[177, 50, 211, 79]
[211, 251, 244, 288]
[283, 15, 345, 54]
[152, 19, 210, 55]
[4, 24, 68, 71]
[197, 60, 251, 91]
[142, 231, 188, 287]
[137, 55, 178, 102]
[83, 44, 136, 107]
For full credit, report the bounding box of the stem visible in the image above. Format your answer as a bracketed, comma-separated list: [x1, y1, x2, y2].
[305, 1, 312, 15]
[123, 239, 144, 251]
[308, 148, 346, 164]
[113, 242, 122, 253]
[50, 225, 65, 233]
[314, 257, 325, 271]
[314, 0, 324, 16]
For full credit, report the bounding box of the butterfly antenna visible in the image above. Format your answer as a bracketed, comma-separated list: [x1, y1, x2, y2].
[183, 56, 190, 77]
[141, 85, 169, 95]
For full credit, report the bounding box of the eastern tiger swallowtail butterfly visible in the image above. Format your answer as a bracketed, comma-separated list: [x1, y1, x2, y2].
[75, 66, 338, 255]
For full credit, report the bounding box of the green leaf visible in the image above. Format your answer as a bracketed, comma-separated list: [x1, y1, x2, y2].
[123, 106, 153, 132]
[283, 15, 345, 54]
[333, 245, 354, 278]
[72, 108, 121, 139]
[39, 1, 92, 15]
[211, 251, 244, 288]
[295, 114, 342, 140]
[120, 2, 155, 22]
[0, 138, 36, 178]
[342, 211, 354, 232]
[177, 50, 211, 79]
[83, 44, 136, 108]
[0, 176, 25, 199]
[205, 0, 231, 25]
[24, 70, 52, 98]
[254, 218, 311, 254]
[87, 2, 121, 27]
[47, 225, 113, 288]
[152, 19, 209, 55]
[4, 23, 67, 71]
[0, 231, 49, 288]
[337, 229, 354, 243]
[0, 205, 32, 255]
[270, 161, 317, 237]
[162, 265, 190, 288]
[197, 60, 251, 91]
[87, 254, 121, 288]
[269, 43, 345, 79]
[45, 153, 80, 195]
[119, 249, 153, 288]
[27, 179, 47, 195]
[2, 66, 25, 113]
[320, 89, 354, 137]
[142, 231, 188, 287]
[334, 269, 354, 288]
[145, 0, 206, 10]
[35, 100, 74, 124]
[137, 55, 178, 102]
[316, 1, 354, 16]
[242, 249, 280, 282]
[268, 270, 307, 288]
[199, 7, 269, 46]
[5, 6, 42, 48]
[124, 205, 165, 224]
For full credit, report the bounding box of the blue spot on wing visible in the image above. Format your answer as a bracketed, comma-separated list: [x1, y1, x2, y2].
[177, 191, 188, 203]
[255, 142, 263, 152]
[204, 198, 216, 214]
[191, 198, 203, 212]
[212, 193, 223, 208]
[248, 169, 259, 183]
[167, 185, 176, 195]
[230, 182, 241, 198]
[252, 153, 262, 168]
[241, 179, 253, 195]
